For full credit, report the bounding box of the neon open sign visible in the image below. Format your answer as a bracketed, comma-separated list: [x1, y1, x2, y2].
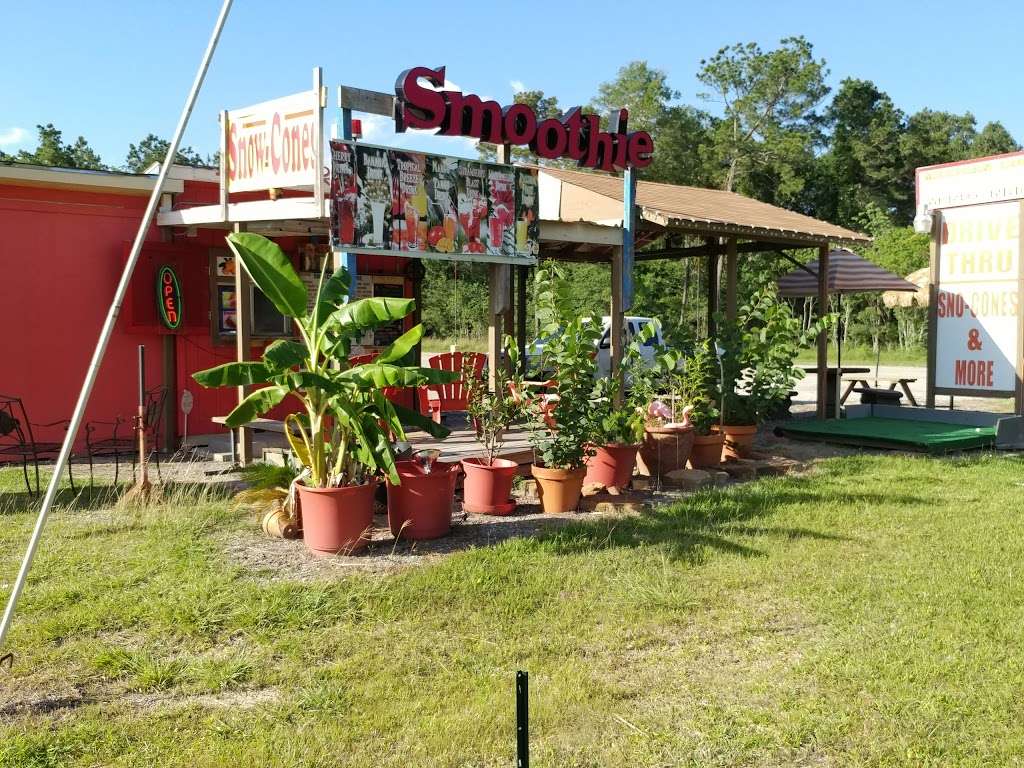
[394, 66, 654, 172]
[157, 265, 182, 330]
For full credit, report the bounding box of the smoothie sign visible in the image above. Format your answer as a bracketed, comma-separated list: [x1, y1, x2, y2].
[394, 66, 654, 172]
[935, 202, 1021, 394]
[329, 140, 539, 264]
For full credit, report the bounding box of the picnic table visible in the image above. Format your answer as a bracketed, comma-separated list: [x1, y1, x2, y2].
[800, 366, 871, 416]
[211, 416, 292, 466]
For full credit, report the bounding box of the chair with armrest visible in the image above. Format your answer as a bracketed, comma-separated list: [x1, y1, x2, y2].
[417, 351, 487, 424]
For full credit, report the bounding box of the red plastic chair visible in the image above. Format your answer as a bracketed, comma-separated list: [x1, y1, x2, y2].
[417, 351, 486, 424]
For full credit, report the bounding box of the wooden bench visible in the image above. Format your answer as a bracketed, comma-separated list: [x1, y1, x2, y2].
[852, 387, 903, 406]
[887, 378, 918, 406]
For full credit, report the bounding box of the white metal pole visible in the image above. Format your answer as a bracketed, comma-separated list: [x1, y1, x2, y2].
[0, 0, 234, 655]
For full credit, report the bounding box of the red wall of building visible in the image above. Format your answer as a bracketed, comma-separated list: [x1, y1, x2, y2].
[1, 174, 416, 449]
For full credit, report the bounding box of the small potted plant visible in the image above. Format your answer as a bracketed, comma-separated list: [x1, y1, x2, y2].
[526, 264, 600, 513]
[715, 286, 831, 460]
[680, 341, 724, 469]
[461, 347, 523, 515]
[585, 320, 662, 490]
[194, 233, 456, 555]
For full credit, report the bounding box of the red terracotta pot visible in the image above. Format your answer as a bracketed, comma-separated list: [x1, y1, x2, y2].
[461, 457, 519, 515]
[297, 481, 376, 555]
[531, 464, 586, 514]
[688, 432, 725, 469]
[386, 460, 460, 540]
[638, 425, 695, 476]
[720, 424, 757, 460]
[584, 443, 640, 489]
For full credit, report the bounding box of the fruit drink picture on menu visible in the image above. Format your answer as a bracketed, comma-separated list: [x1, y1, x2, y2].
[393, 152, 428, 252]
[354, 145, 394, 249]
[457, 160, 489, 256]
[515, 169, 540, 257]
[486, 166, 516, 258]
[329, 141, 357, 247]
[424, 154, 458, 254]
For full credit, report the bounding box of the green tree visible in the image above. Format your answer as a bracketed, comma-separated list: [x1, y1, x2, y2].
[592, 60, 677, 134]
[124, 134, 209, 173]
[900, 109, 976, 173]
[645, 105, 714, 187]
[478, 90, 561, 163]
[697, 36, 829, 202]
[15, 123, 106, 169]
[819, 78, 908, 226]
[971, 121, 1020, 158]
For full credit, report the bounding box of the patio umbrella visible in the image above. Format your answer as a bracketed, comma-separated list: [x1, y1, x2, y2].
[882, 267, 929, 308]
[777, 248, 918, 416]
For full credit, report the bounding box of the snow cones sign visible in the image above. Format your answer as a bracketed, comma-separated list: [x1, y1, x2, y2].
[329, 139, 539, 264]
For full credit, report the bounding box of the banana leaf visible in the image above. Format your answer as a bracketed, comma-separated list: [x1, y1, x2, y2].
[375, 325, 424, 364]
[341, 363, 459, 389]
[223, 386, 288, 427]
[263, 339, 307, 371]
[330, 297, 415, 329]
[194, 361, 272, 388]
[227, 232, 307, 318]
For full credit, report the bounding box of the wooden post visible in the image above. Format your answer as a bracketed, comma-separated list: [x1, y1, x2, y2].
[816, 244, 830, 420]
[516, 265, 528, 374]
[1017, 200, 1024, 414]
[611, 245, 625, 405]
[160, 335, 177, 454]
[234, 222, 253, 465]
[725, 237, 738, 321]
[925, 212, 940, 409]
[706, 238, 719, 340]
[488, 263, 510, 392]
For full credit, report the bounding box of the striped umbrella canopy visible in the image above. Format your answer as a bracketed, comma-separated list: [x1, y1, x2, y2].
[777, 248, 918, 297]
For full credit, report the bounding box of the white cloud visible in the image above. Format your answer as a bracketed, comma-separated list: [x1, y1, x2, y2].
[0, 126, 28, 146]
[510, 80, 526, 94]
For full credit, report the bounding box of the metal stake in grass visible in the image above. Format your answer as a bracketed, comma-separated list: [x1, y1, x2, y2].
[0, 0, 234, 659]
[122, 345, 152, 504]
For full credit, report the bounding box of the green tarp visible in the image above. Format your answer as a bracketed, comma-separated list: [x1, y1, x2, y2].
[779, 416, 995, 453]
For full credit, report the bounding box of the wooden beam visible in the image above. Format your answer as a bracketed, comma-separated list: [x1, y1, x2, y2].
[516, 265, 528, 374]
[161, 335, 177, 454]
[926, 213, 940, 410]
[234, 222, 253, 465]
[488, 263, 510, 391]
[539, 220, 623, 245]
[635, 240, 788, 261]
[816, 244, 830, 420]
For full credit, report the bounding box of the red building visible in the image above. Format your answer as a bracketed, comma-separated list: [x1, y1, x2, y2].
[0, 163, 414, 451]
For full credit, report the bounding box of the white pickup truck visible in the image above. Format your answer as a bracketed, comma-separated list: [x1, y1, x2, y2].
[527, 316, 663, 378]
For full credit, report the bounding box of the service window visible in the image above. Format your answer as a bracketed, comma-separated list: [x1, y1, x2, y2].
[251, 287, 291, 336]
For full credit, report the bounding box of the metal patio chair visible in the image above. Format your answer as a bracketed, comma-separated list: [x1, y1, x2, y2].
[84, 385, 167, 486]
[0, 394, 75, 495]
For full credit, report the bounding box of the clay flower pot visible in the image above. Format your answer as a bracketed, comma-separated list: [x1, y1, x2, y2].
[584, 443, 640, 490]
[530, 464, 586, 514]
[386, 460, 460, 540]
[296, 481, 376, 555]
[720, 424, 757, 460]
[688, 432, 726, 469]
[462, 457, 519, 515]
[638, 424, 695, 476]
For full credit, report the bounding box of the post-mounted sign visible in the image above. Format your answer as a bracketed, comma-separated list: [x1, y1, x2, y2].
[393, 66, 654, 172]
[156, 265, 183, 330]
[223, 89, 321, 193]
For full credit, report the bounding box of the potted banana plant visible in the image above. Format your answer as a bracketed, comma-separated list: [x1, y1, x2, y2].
[194, 232, 456, 555]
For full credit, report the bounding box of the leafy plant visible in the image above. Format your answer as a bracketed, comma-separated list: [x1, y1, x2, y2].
[464, 346, 522, 465]
[670, 340, 720, 435]
[716, 283, 833, 425]
[525, 264, 600, 470]
[193, 233, 457, 488]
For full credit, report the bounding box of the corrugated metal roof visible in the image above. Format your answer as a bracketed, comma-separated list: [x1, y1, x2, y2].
[777, 249, 918, 296]
[541, 166, 869, 244]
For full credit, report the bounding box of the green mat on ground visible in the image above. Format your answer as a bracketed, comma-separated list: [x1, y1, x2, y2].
[780, 416, 996, 453]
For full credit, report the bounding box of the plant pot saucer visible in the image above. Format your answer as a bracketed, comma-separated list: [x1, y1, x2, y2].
[463, 498, 516, 515]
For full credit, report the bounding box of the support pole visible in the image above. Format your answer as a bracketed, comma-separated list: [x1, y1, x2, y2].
[488, 263, 510, 392]
[816, 244, 830, 420]
[611, 246, 625, 405]
[725, 237, 738, 321]
[160, 334, 177, 453]
[706, 238, 719, 340]
[0, 0, 234, 655]
[234, 222, 253, 465]
[516, 265, 528, 374]
[516, 670, 530, 768]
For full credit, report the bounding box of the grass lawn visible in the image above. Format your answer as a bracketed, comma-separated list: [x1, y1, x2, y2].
[795, 343, 927, 368]
[2, 452, 1024, 766]
[421, 335, 488, 355]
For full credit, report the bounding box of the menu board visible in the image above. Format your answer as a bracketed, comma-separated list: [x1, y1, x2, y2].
[329, 140, 538, 264]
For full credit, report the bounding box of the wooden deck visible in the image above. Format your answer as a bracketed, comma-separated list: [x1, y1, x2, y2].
[405, 424, 534, 467]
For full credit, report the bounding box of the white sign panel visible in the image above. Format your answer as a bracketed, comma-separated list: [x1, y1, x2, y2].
[935, 202, 1021, 393]
[918, 152, 1024, 213]
[224, 90, 320, 193]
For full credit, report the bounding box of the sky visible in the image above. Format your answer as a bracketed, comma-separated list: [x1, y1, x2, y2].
[3, 0, 1024, 169]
